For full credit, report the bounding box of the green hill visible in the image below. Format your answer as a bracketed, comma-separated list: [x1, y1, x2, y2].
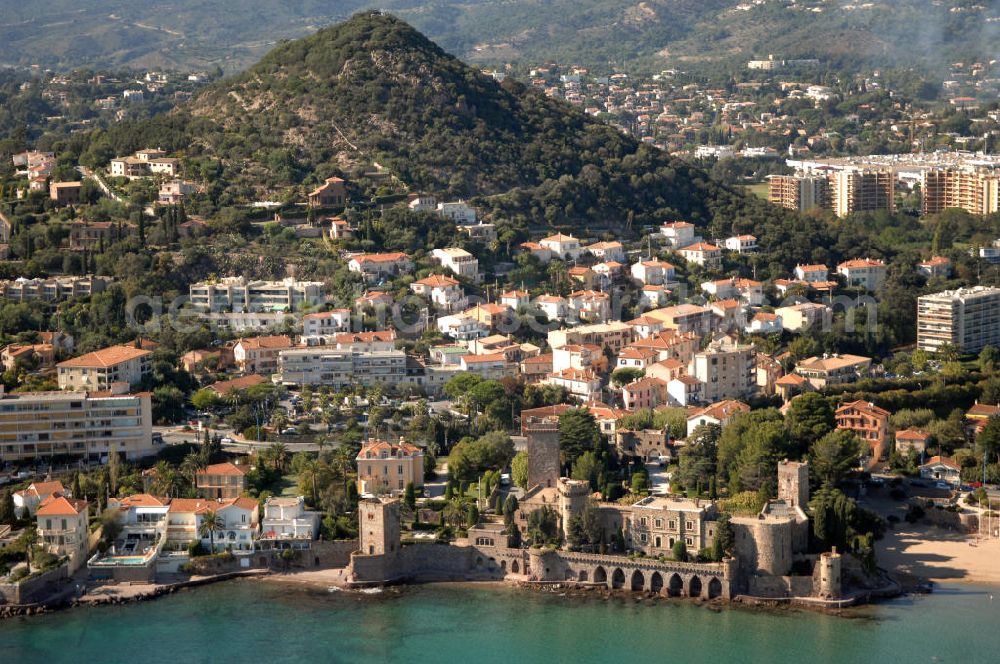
[79, 12, 828, 266]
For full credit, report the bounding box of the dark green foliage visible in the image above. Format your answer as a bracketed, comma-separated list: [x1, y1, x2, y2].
[566, 501, 603, 553]
[809, 483, 884, 553]
[448, 431, 515, 482]
[0, 490, 14, 525]
[711, 513, 734, 562]
[558, 408, 601, 468]
[526, 505, 559, 545]
[809, 430, 863, 485]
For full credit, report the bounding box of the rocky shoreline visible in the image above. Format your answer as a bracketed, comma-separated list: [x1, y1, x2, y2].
[0, 569, 269, 620]
[0, 566, 910, 621]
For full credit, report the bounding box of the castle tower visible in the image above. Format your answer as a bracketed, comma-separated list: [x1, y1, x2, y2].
[817, 547, 842, 599]
[557, 478, 591, 542]
[526, 426, 560, 489]
[359, 497, 400, 556]
[777, 460, 809, 508]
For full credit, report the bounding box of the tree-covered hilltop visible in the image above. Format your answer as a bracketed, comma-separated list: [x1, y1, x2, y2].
[74, 11, 799, 240]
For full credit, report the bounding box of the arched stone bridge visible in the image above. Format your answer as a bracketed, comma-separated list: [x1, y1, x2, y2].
[531, 550, 734, 600]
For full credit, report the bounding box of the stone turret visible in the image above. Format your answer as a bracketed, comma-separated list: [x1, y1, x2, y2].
[816, 547, 842, 599]
[526, 426, 561, 489]
[557, 477, 591, 542]
[358, 497, 400, 557]
[777, 459, 809, 508]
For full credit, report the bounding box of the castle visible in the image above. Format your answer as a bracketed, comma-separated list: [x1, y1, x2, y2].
[345, 433, 845, 603]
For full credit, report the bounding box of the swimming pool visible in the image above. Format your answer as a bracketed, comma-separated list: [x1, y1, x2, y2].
[91, 555, 149, 566]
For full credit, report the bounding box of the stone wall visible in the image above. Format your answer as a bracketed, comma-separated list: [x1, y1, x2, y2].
[731, 517, 797, 581]
[313, 540, 358, 567]
[0, 564, 68, 605]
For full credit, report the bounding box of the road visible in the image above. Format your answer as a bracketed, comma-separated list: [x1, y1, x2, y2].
[153, 425, 330, 453]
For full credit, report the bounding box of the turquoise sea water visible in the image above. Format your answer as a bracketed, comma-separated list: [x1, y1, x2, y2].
[2, 580, 998, 663]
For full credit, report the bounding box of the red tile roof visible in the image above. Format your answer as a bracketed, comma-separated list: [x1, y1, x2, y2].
[57, 345, 151, 368]
[197, 462, 247, 477]
[36, 494, 88, 516]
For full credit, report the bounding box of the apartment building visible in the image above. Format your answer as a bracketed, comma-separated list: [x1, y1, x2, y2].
[356, 438, 425, 496]
[774, 302, 832, 332]
[567, 290, 611, 324]
[0, 389, 155, 463]
[686, 400, 751, 436]
[921, 167, 1000, 216]
[917, 255, 952, 279]
[431, 247, 479, 281]
[301, 309, 352, 338]
[36, 495, 90, 572]
[195, 462, 248, 500]
[916, 286, 1000, 354]
[233, 335, 294, 375]
[435, 201, 477, 225]
[688, 343, 756, 403]
[630, 259, 677, 285]
[0, 275, 112, 302]
[277, 347, 407, 389]
[189, 277, 325, 313]
[261, 496, 321, 541]
[724, 235, 758, 253]
[830, 169, 895, 217]
[677, 242, 723, 270]
[49, 181, 81, 206]
[659, 221, 696, 248]
[547, 321, 634, 354]
[645, 304, 715, 336]
[835, 400, 890, 464]
[57, 345, 152, 391]
[410, 274, 466, 311]
[794, 354, 872, 389]
[110, 149, 179, 179]
[347, 252, 413, 280]
[539, 233, 582, 261]
[837, 258, 887, 291]
[767, 174, 831, 212]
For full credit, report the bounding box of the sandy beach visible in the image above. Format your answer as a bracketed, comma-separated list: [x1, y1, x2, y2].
[877, 524, 1000, 587]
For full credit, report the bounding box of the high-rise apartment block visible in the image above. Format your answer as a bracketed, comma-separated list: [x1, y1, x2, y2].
[917, 286, 1000, 354]
[921, 168, 1000, 216]
[767, 174, 831, 212]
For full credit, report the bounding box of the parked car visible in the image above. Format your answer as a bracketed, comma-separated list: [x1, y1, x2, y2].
[220, 437, 234, 445]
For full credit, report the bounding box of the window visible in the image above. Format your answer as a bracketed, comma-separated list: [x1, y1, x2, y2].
[654, 519, 662, 528]
[640, 533, 647, 543]
[640, 517, 647, 526]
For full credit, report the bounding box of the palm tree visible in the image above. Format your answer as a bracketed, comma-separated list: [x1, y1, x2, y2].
[152, 460, 182, 497]
[300, 458, 320, 505]
[267, 442, 289, 472]
[199, 510, 224, 553]
[180, 454, 204, 491]
[331, 446, 354, 492]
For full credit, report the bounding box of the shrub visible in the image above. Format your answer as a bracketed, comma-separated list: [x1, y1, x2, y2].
[904, 504, 925, 523]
